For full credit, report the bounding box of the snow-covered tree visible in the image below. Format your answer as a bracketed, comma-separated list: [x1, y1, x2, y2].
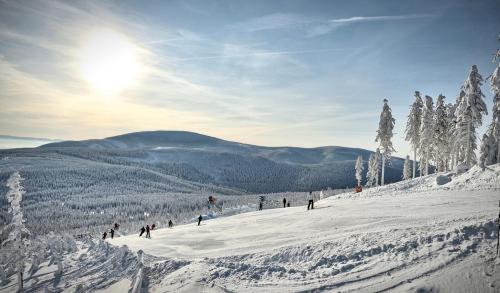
[479, 133, 496, 168]
[419, 95, 434, 176]
[481, 55, 500, 165]
[454, 65, 488, 167]
[446, 102, 457, 170]
[405, 91, 423, 178]
[433, 94, 450, 172]
[365, 149, 380, 187]
[402, 155, 411, 180]
[354, 155, 364, 186]
[375, 99, 396, 185]
[2, 172, 31, 292]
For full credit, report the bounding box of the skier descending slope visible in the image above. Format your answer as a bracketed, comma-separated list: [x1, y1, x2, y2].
[146, 225, 151, 238]
[110, 228, 114, 239]
[139, 226, 145, 237]
[283, 198, 287, 208]
[307, 191, 314, 210]
[102, 231, 107, 240]
[198, 215, 203, 226]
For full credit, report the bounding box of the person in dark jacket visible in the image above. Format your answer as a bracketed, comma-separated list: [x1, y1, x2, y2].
[110, 228, 114, 239]
[168, 220, 174, 228]
[307, 191, 314, 210]
[198, 215, 203, 226]
[146, 225, 151, 238]
[102, 231, 107, 240]
[139, 226, 146, 237]
[283, 198, 287, 208]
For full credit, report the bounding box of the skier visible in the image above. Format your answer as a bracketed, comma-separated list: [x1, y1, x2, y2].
[146, 225, 151, 238]
[283, 198, 287, 208]
[114, 223, 120, 230]
[287, 202, 290, 207]
[139, 226, 146, 237]
[259, 202, 263, 211]
[307, 191, 314, 210]
[168, 220, 174, 228]
[102, 231, 107, 240]
[198, 215, 203, 226]
[110, 228, 114, 239]
[151, 224, 156, 230]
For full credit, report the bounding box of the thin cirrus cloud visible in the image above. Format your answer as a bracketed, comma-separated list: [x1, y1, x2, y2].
[228, 13, 433, 37]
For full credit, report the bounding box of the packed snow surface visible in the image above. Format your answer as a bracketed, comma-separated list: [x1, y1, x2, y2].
[109, 165, 500, 292]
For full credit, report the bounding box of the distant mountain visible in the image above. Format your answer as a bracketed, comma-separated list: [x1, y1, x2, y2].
[34, 131, 405, 193]
[0, 134, 60, 149]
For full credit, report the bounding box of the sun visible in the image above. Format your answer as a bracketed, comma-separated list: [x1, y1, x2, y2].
[79, 29, 142, 96]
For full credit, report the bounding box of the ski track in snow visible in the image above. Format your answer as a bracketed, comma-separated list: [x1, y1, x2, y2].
[107, 165, 500, 292]
[1, 165, 499, 292]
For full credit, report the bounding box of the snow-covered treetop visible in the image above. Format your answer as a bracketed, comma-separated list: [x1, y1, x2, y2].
[459, 65, 488, 126]
[376, 99, 396, 157]
[405, 91, 423, 150]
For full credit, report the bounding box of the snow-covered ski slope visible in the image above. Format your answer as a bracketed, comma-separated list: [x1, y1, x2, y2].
[111, 165, 500, 292]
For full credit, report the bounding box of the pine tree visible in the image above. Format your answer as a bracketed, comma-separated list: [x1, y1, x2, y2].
[355, 155, 364, 187]
[454, 65, 488, 167]
[2, 172, 31, 291]
[446, 102, 457, 170]
[402, 155, 411, 180]
[483, 54, 500, 165]
[375, 99, 396, 185]
[405, 91, 423, 178]
[433, 94, 450, 172]
[419, 95, 434, 175]
[365, 149, 380, 187]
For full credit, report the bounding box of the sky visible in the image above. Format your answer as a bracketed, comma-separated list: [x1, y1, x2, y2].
[0, 0, 499, 155]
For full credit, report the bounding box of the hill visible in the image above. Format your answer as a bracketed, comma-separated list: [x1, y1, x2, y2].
[0, 131, 406, 235]
[108, 164, 500, 292]
[37, 130, 406, 192]
[1, 165, 497, 292]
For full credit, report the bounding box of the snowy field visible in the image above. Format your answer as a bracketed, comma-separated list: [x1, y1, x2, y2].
[1, 165, 499, 292]
[106, 165, 500, 292]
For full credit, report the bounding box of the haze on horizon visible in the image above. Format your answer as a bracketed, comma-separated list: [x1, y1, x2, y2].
[0, 0, 499, 155]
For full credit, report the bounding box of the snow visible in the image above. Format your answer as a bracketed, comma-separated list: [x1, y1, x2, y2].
[106, 164, 500, 292]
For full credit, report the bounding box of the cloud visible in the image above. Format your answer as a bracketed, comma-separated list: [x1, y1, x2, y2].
[227, 13, 314, 33]
[328, 14, 433, 24]
[228, 12, 433, 38]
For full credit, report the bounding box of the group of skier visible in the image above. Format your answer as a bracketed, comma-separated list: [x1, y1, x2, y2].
[102, 191, 323, 241]
[102, 222, 120, 240]
[137, 220, 174, 238]
[261, 191, 319, 211]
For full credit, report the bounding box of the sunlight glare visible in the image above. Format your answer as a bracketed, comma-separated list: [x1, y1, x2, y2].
[79, 29, 142, 96]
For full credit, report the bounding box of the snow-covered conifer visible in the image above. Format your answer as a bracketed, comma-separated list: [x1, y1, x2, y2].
[355, 155, 364, 186]
[402, 155, 411, 180]
[375, 99, 396, 185]
[433, 94, 450, 172]
[365, 149, 380, 187]
[483, 57, 500, 164]
[2, 172, 31, 291]
[454, 65, 488, 167]
[446, 102, 457, 170]
[419, 95, 434, 175]
[405, 91, 423, 178]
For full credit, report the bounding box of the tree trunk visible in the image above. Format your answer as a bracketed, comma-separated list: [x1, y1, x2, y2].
[497, 140, 500, 164]
[381, 155, 386, 186]
[412, 149, 416, 178]
[466, 121, 471, 167]
[425, 156, 429, 176]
